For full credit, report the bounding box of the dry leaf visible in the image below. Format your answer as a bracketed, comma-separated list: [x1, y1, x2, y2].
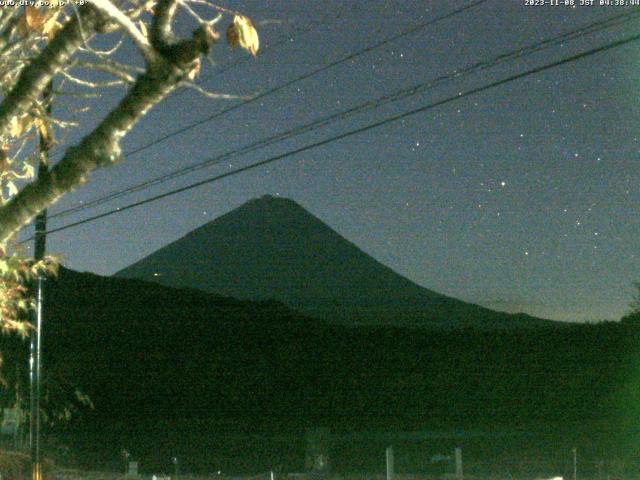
[42, 14, 61, 41]
[17, 6, 59, 39]
[34, 117, 51, 148]
[187, 58, 201, 81]
[139, 20, 148, 38]
[226, 15, 259, 57]
[9, 115, 32, 139]
[6, 181, 17, 198]
[18, 7, 46, 36]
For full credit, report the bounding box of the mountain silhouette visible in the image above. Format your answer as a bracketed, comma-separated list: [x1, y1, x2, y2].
[116, 195, 554, 329]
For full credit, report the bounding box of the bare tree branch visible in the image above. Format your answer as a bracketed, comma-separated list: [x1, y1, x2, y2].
[0, 6, 102, 139]
[51, 90, 101, 99]
[125, 0, 157, 22]
[71, 60, 139, 84]
[151, 0, 179, 51]
[78, 34, 125, 57]
[180, 81, 252, 100]
[59, 69, 127, 88]
[0, 10, 21, 52]
[89, 0, 158, 64]
[0, 4, 219, 243]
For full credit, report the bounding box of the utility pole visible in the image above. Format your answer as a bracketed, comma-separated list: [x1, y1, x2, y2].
[386, 446, 394, 480]
[30, 80, 52, 480]
[454, 447, 463, 480]
[172, 456, 179, 480]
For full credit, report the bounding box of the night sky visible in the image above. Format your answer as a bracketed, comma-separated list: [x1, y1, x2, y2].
[23, 0, 640, 323]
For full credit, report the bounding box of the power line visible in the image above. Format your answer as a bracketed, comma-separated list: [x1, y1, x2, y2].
[23, 30, 640, 243]
[45, 3, 358, 163]
[48, 9, 640, 221]
[109, 0, 490, 159]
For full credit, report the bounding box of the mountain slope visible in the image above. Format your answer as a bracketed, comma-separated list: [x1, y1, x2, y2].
[116, 195, 553, 329]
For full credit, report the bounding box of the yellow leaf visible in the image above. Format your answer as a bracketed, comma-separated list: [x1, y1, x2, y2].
[24, 7, 46, 34]
[187, 58, 201, 80]
[226, 15, 259, 57]
[139, 20, 148, 38]
[9, 115, 32, 138]
[17, 7, 59, 38]
[6, 181, 17, 198]
[34, 117, 51, 148]
[8, 117, 19, 138]
[42, 14, 61, 41]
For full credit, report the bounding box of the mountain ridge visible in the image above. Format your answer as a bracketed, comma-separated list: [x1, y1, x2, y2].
[116, 195, 556, 329]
